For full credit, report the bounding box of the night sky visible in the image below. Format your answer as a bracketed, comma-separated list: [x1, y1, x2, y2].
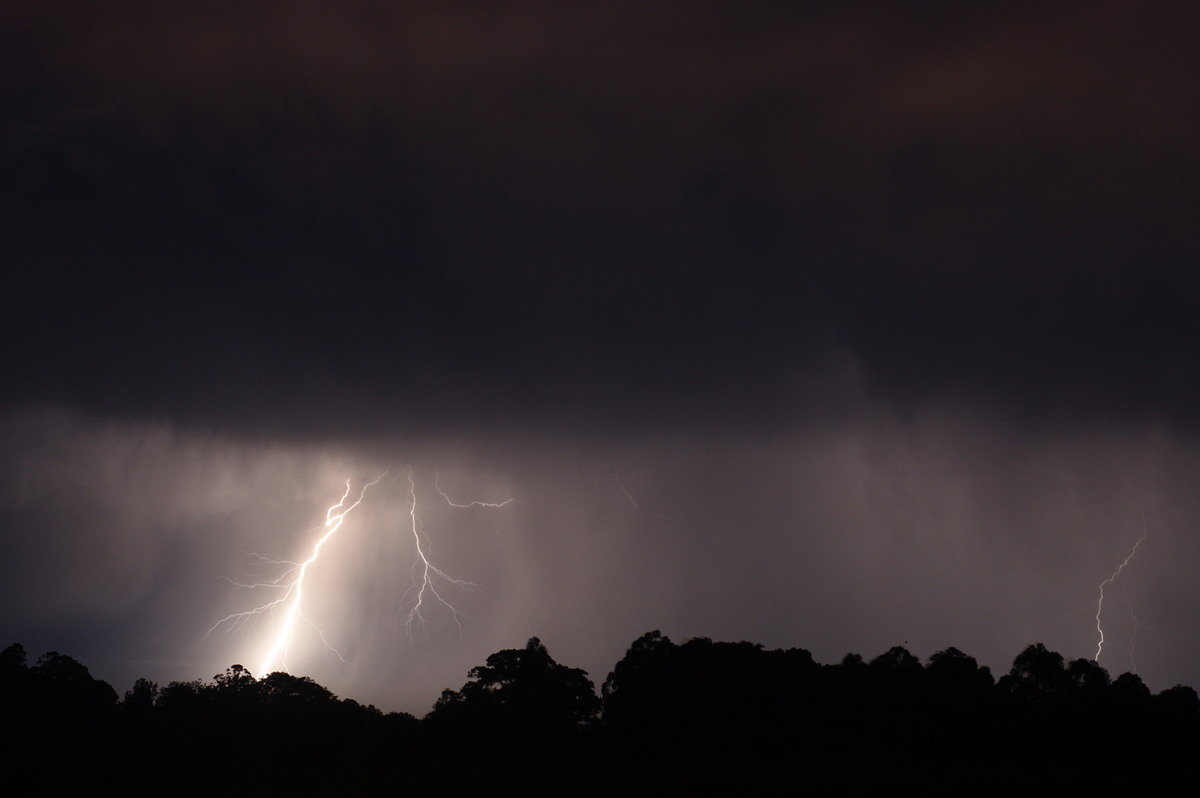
[3, 1, 1199, 715]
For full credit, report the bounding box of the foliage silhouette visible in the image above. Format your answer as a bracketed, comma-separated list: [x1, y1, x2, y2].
[1, 635, 1197, 795]
[429, 637, 600, 746]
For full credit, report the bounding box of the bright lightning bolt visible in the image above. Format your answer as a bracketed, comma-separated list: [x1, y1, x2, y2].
[210, 469, 515, 673]
[1094, 503, 1149, 664]
[208, 473, 384, 675]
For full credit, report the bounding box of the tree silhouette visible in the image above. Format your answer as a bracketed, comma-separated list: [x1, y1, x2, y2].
[429, 637, 600, 748]
[1000, 642, 1070, 698]
[1066, 657, 1111, 693]
[260, 671, 336, 706]
[0, 642, 26, 673]
[123, 677, 159, 710]
[926, 646, 994, 702]
[1, 635, 1197, 795]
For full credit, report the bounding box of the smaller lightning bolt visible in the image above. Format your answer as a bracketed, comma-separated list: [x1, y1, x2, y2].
[1094, 503, 1149, 663]
[208, 473, 384, 675]
[219, 553, 300, 597]
[401, 469, 516, 637]
[434, 470, 519, 509]
[587, 465, 680, 530]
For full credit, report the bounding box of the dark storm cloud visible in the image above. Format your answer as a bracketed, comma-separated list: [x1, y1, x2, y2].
[3, 1, 1198, 436]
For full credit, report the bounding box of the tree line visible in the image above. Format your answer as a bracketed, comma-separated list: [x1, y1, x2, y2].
[2, 634, 1197, 795]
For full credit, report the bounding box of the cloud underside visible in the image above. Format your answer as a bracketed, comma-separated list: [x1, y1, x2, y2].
[3, 2, 1199, 436]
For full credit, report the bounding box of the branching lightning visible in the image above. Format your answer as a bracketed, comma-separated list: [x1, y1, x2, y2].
[208, 474, 384, 675]
[210, 468, 516, 675]
[1094, 503, 1149, 664]
[402, 469, 516, 636]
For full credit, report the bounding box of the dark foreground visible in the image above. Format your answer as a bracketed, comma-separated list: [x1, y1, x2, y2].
[2, 634, 1197, 795]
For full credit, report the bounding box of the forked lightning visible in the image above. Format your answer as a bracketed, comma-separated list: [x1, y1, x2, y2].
[208, 474, 384, 674]
[209, 469, 514, 676]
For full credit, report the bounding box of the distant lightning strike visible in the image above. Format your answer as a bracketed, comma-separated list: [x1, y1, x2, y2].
[1094, 504, 1149, 664]
[208, 474, 384, 675]
[587, 465, 680, 531]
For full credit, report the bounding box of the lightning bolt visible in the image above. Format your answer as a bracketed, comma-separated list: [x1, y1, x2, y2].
[210, 468, 515, 673]
[1094, 503, 1149, 663]
[434, 470, 518, 509]
[588, 465, 680, 531]
[401, 469, 499, 637]
[208, 473, 384, 675]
